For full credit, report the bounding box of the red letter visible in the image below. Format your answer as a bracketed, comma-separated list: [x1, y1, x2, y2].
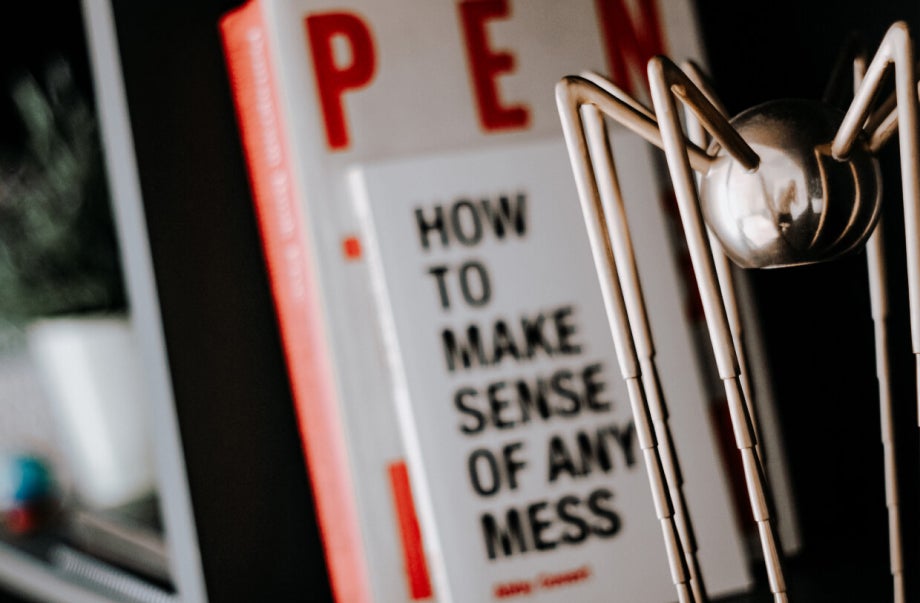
[595, 0, 666, 97]
[305, 12, 376, 150]
[458, 0, 530, 132]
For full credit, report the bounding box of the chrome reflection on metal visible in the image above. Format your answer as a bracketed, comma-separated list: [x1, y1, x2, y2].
[702, 100, 882, 269]
[556, 20, 919, 603]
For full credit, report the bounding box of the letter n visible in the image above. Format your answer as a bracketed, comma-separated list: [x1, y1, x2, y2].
[595, 0, 666, 97]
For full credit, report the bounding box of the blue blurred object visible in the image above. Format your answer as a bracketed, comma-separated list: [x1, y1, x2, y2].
[0, 453, 56, 535]
[14, 455, 52, 502]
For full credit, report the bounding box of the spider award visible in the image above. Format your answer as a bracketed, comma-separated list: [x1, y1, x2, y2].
[558, 20, 919, 603]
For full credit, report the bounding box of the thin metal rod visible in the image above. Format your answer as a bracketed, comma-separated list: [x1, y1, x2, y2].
[680, 67, 789, 558]
[556, 78, 695, 603]
[846, 51, 906, 603]
[821, 33, 867, 106]
[648, 56, 787, 603]
[832, 25, 920, 392]
[863, 59, 920, 152]
[868, 80, 920, 153]
[835, 44, 920, 600]
[559, 75, 713, 172]
[682, 61, 731, 118]
[583, 104, 708, 603]
[653, 60, 760, 172]
[866, 221, 905, 603]
[681, 61, 766, 458]
[867, 90, 898, 152]
[580, 70, 657, 122]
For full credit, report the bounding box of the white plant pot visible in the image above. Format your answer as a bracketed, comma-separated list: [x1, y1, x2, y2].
[27, 315, 155, 510]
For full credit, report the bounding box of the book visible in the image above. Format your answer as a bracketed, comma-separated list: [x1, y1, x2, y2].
[220, 1, 794, 600]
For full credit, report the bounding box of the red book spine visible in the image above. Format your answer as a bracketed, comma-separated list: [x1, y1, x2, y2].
[219, 4, 372, 601]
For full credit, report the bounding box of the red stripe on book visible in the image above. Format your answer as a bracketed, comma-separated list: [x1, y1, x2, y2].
[388, 461, 434, 600]
[219, 3, 372, 602]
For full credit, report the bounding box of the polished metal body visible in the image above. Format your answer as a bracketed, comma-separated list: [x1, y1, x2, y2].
[702, 100, 881, 268]
[556, 20, 919, 603]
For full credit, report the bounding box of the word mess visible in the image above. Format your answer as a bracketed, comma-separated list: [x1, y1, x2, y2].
[481, 487, 621, 560]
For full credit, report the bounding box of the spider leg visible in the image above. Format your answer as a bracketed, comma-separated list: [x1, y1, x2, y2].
[556, 76, 697, 603]
[825, 39, 919, 152]
[681, 61, 731, 116]
[833, 26, 920, 374]
[866, 220, 905, 603]
[821, 33, 867, 107]
[681, 62, 806, 560]
[648, 56, 787, 602]
[868, 92, 900, 152]
[864, 67, 920, 153]
[833, 32, 920, 594]
[557, 75, 715, 171]
[579, 70, 658, 121]
[681, 60, 768, 472]
[679, 58, 781, 598]
[846, 47, 908, 603]
[583, 92, 709, 603]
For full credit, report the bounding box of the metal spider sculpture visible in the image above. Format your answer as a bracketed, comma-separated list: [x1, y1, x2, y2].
[556, 20, 919, 603]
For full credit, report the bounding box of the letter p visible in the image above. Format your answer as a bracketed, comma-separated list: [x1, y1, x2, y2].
[305, 12, 376, 150]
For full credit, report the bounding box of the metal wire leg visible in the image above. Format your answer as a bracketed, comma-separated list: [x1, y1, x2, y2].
[866, 223, 905, 603]
[647, 56, 788, 602]
[556, 79, 695, 603]
[681, 61, 769, 472]
[833, 23, 920, 438]
[641, 361, 707, 603]
[841, 47, 907, 603]
[583, 105, 708, 603]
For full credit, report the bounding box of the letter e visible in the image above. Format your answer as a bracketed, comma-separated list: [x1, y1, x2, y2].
[458, 0, 530, 132]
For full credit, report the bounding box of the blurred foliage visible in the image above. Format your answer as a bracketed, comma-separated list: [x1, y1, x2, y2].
[0, 57, 125, 323]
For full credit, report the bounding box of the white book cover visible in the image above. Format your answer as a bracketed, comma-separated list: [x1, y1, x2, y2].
[220, 1, 784, 601]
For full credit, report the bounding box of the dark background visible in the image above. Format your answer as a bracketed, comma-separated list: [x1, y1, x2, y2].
[3, 1, 920, 601]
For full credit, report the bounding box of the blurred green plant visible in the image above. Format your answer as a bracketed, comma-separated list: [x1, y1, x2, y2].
[0, 57, 125, 324]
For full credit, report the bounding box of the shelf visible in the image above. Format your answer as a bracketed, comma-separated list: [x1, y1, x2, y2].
[0, 537, 175, 603]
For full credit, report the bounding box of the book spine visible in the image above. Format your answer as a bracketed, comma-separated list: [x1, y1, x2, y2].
[219, 4, 372, 602]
